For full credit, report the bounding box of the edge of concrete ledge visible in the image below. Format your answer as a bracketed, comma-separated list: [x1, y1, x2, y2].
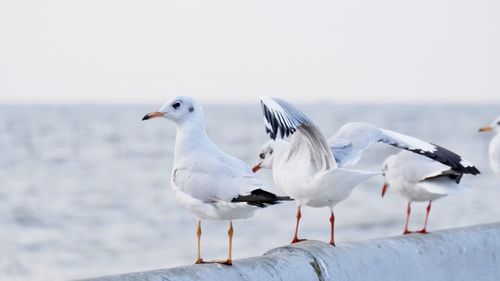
[80, 223, 500, 281]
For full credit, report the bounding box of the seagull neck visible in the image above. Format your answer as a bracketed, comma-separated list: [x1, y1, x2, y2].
[271, 140, 291, 167]
[174, 117, 210, 152]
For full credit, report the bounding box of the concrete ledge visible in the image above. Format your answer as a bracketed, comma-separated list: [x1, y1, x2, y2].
[82, 223, 500, 281]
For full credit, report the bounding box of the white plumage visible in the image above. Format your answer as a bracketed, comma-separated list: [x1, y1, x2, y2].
[329, 122, 478, 174]
[171, 134, 264, 220]
[255, 98, 381, 245]
[142, 96, 289, 265]
[255, 97, 479, 241]
[479, 116, 500, 176]
[383, 151, 468, 201]
[382, 150, 474, 234]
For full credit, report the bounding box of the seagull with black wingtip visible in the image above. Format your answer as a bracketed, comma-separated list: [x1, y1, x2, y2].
[381, 150, 478, 234]
[253, 97, 480, 244]
[142, 96, 291, 265]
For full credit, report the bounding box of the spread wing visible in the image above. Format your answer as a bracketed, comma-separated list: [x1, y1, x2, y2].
[260, 97, 335, 171]
[329, 122, 480, 175]
[329, 122, 386, 167]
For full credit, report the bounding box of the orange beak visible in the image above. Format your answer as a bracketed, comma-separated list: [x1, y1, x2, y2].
[479, 126, 493, 132]
[381, 182, 389, 198]
[252, 163, 262, 173]
[142, 111, 165, 121]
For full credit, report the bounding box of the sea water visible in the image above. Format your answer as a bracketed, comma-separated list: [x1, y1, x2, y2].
[0, 104, 498, 281]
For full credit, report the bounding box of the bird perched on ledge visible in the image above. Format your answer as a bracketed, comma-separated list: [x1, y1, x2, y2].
[253, 97, 480, 244]
[479, 116, 500, 176]
[142, 96, 290, 265]
[382, 150, 479, 234]
[253, 98, 378, 246]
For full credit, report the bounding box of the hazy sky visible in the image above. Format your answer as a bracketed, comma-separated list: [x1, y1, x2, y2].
[1, 0, 499, 104]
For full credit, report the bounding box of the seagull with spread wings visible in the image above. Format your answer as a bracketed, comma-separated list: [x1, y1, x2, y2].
[253, 97, 479, 243]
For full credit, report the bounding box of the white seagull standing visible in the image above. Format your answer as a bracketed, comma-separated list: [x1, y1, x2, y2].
[381, 150, 478, 234]
[479, 116, 500, 176]
[253, 97, 480, 244]
[142, 96, 290, 265]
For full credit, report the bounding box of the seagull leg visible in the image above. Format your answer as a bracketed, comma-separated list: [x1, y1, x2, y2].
[403, 202, 413, 235]
[194, 220, 205, 264]
[418, 201, 432, 234]
[218, 221, 233, 265]
[291, 206, 307, 244]
[329, 209, 336, 246]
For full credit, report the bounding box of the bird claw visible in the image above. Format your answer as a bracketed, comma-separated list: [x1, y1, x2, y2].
[417, 229, 428, 234]
[196, 259, 232, 265]
[403, 230, 413, 235]
[194, 258, 206, 264]
[215, 259, 232, 265]
[329, 241, 336, 247]
[291, 238, 307, 244]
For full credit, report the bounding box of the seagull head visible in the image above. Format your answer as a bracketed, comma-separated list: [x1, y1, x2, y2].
[381, 154, 397, 198]
[142, 96, 203, 124]
[252, 140, 288, 172]
[479, 115, 500, 133]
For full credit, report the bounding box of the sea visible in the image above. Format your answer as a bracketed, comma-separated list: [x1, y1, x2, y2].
[0, 104, 498, 281]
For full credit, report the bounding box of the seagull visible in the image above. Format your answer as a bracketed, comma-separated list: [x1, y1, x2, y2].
[253, 97, 480, 244]
[382, 150, 478, 234]
[253, 98, 379, 245]
[479, 116, 500, 176]
[142, 96, 290, 265]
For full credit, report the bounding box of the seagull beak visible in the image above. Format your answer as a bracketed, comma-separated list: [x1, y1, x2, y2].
[479, 126, 493, 132]
[142, 111, 165, 121]
[381, 182, 389, 198]
[252, 163, 262, 173]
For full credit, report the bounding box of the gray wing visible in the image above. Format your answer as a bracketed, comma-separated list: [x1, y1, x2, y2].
[329, 123, 385, 167]
[329, 122, 480, 175]
[260, 97, 335, 171]
[173, 154, 264, 203]
[390, 151, 464, 188]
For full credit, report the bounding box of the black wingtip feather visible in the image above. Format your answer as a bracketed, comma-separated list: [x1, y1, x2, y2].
[260, 99, 298, 141]
[423, 170, 464, 183]
[231, 189, 293, 208]
[419, 144, 481, 175]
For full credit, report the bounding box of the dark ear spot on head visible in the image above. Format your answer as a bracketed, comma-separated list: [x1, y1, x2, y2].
[189, 106, 194, 112]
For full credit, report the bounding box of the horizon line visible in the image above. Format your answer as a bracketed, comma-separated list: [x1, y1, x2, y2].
[0, 101, 499, 107]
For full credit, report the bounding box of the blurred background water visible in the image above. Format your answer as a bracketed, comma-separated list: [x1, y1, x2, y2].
[0, 104, 498, 281]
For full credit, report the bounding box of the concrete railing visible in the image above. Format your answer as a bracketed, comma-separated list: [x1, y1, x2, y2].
[82, 223, 500, 281]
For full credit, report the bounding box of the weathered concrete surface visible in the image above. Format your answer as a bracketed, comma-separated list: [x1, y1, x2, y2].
[81, 223, 500, 281]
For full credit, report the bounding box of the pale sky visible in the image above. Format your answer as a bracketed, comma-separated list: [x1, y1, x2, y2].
[1, 0, 499, 104]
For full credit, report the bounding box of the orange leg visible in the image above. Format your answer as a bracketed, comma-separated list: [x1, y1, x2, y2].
[403, 202, 413, 235]
[194, 220, 205, 264]
[217, 221, 234, 265]
[291, 206, 307, 244]
[329, 209, 336, 246]
[418, 201, 432, 234]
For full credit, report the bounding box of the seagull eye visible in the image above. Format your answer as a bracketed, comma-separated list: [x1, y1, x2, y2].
[172, 102, 181, 109]
[269, 149, 273, 155]
[497, 121, 500, 125]
[259, 153, 265, 159]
